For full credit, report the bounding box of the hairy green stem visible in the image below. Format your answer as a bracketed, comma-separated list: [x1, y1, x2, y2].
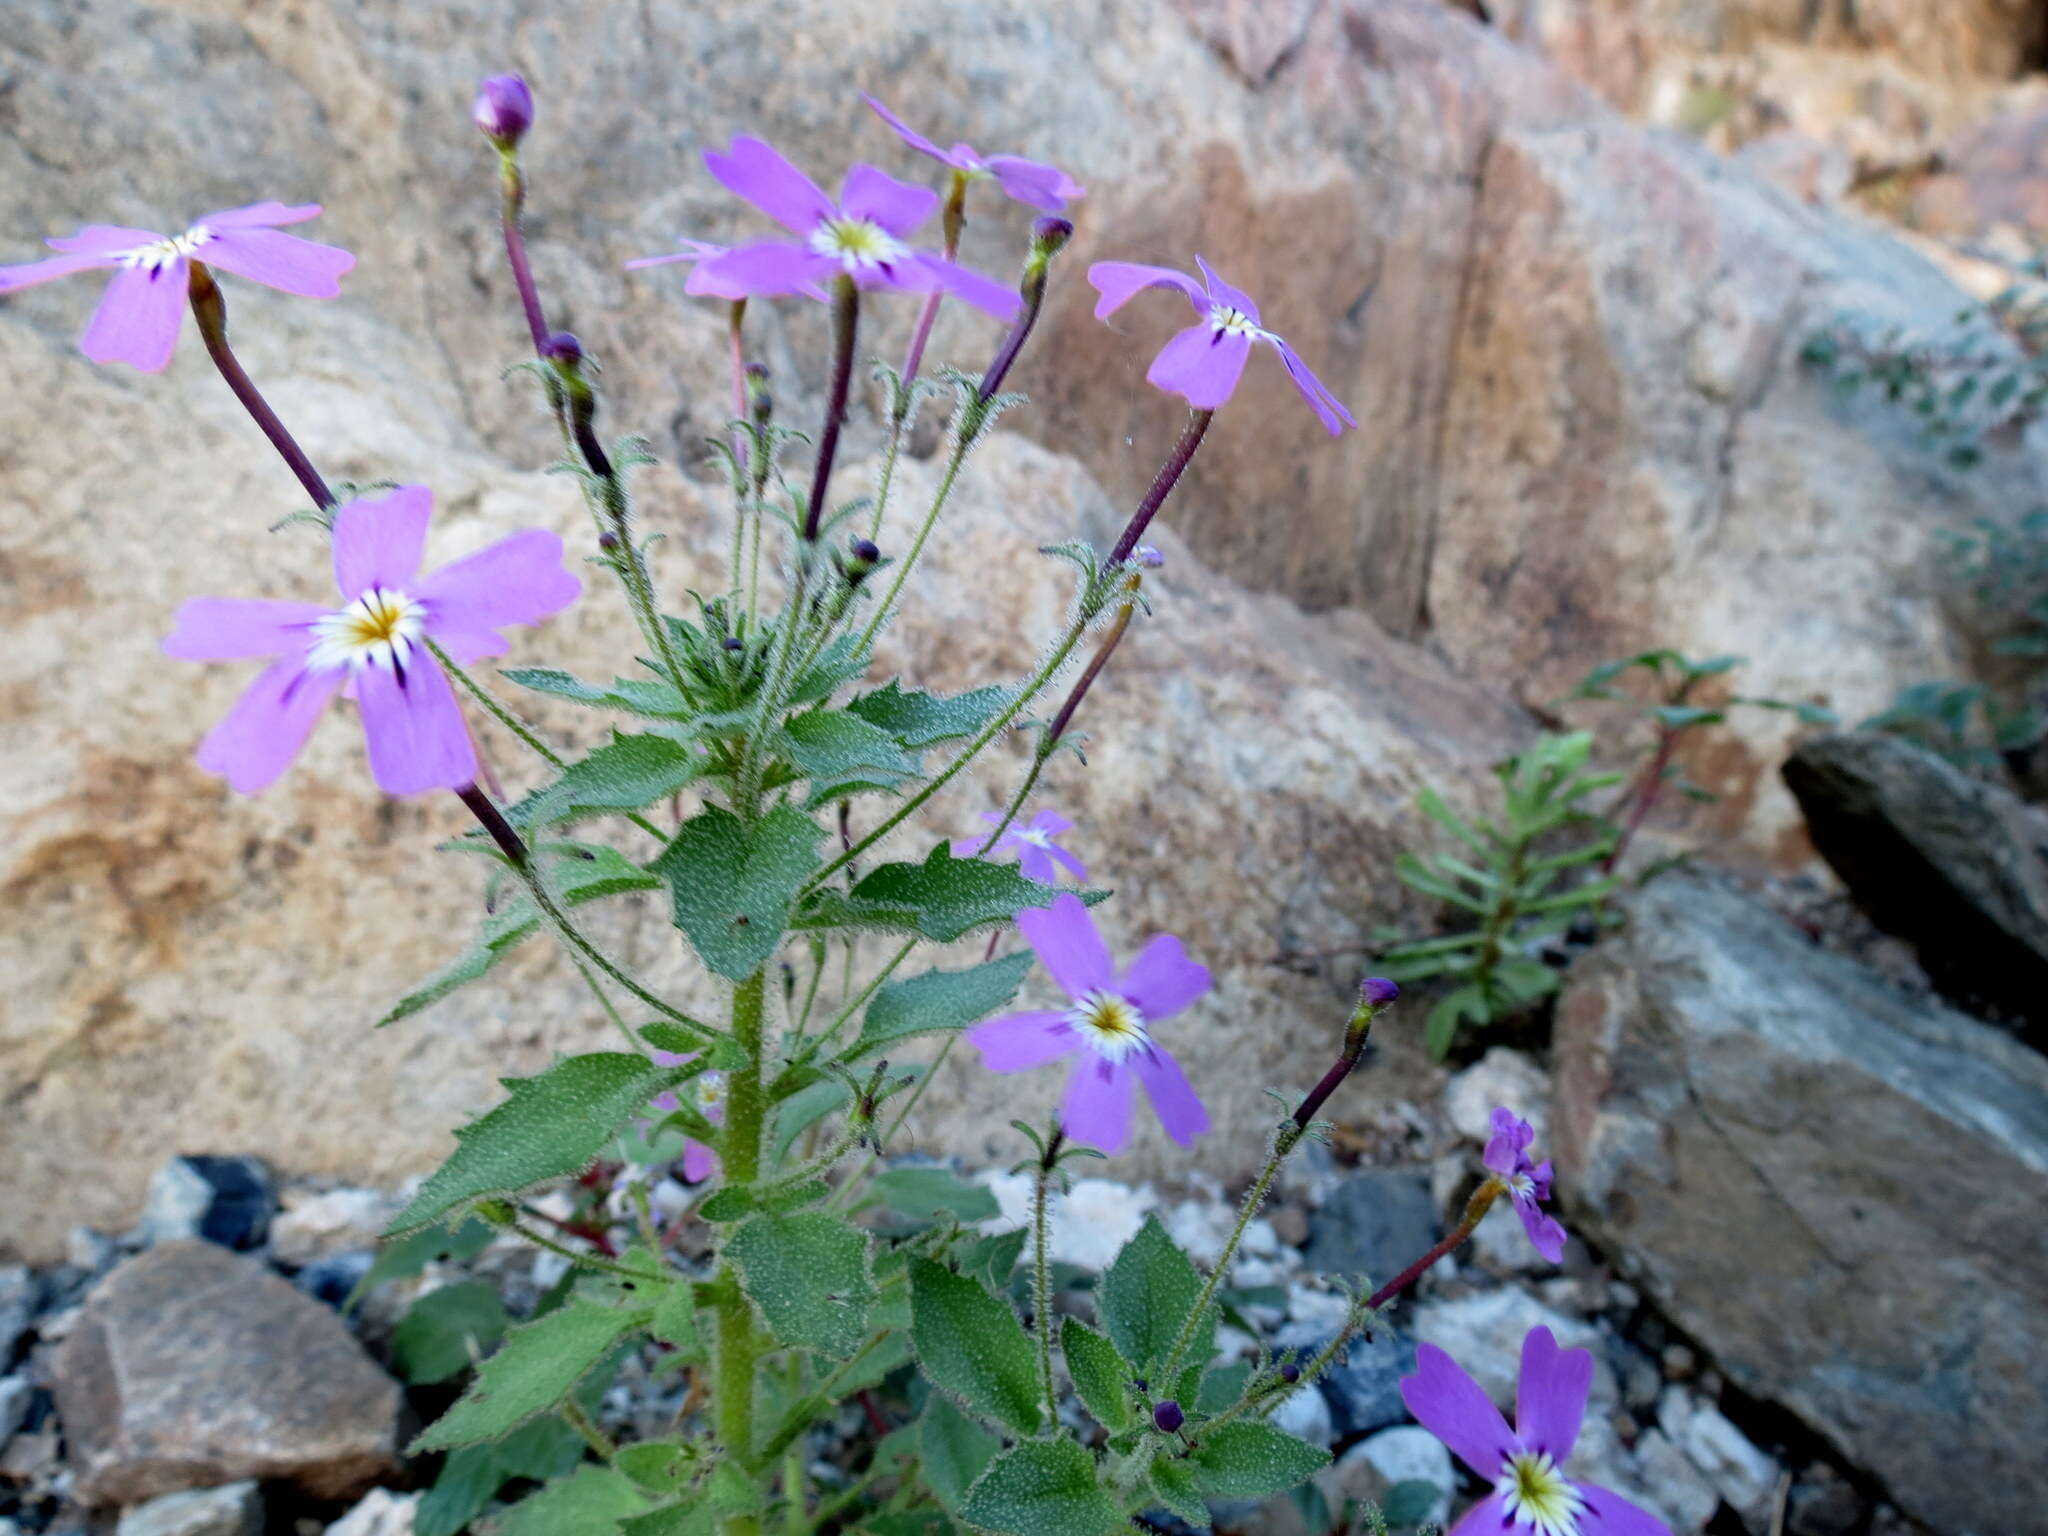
[1159, 1126, 1299, 1381]
[715, 970, 771, 1507]
[517, 856, 721, 1040]
[1032, 1150, 1058, 1425]
[857, 428, 971, 651]
[561, 1397, 617, 1460]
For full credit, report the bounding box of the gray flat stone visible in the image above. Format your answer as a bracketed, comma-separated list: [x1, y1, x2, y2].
[115, 1482, 262, 1536]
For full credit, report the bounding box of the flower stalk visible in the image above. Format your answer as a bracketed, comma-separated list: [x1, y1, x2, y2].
[1032, 1126, 1064, 1424]
[1107, 408, 1213, 568]
[804, 275, 861, 543]
[186, 263, 335, 512]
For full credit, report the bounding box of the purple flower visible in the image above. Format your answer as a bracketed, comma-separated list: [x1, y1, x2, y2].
[1086, 257, 1355, 435]
[0, 203, 354, 372]
[473, 74, 535, 146]
[952, 810, 1086, 885]
[649, 1051, 724, 1185]
[863, 96, 1086, 213]
[1360, 976, 1401, 1008]
[966, 893, 1211, 1155]
[624, 237, 828, 303]
[1484, 1107, 1567, 1264]
[161, 486, 580, 797]
[1400, 1327, 1671, 1536]
[688, 136, 1020, 320]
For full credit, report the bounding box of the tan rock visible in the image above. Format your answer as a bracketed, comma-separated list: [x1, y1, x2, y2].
[54, 1241, 400, 1505]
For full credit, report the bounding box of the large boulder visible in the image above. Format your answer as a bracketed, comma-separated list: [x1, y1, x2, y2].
[53, 1241, 400, 1504]
[1784, 730, 2048, 1035]
[2, 0, 2040, 1254]
[1552, 868, 2048, 1536]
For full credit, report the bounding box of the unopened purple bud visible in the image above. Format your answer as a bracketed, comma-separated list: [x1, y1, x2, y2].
[1032, 216, 1075, 254]
[1359, 977, 1401, 1008]
[597, 529, 620, 551]
[1152, 1400, 1184, 1434]
[473, 74, 534, 147]
[1135, 545, 1165, 569]
[1280, 1362, 1301, 1383]
[841, 537, 883, 586]
[541, 330, 583, 363]
[722, 636, 744, 652]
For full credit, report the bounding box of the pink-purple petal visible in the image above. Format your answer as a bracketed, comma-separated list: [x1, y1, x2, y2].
[1444, 1493, 1513, 1536]
[986, 155, 1084, 212]
[1514, 1326, 1592, 1460]
[1515, 1197, 1568, 1265]
[682, 1139, 718, 1183]
[1118, 934, 1211, 1022]
[1193, 255, 1261, 324]
[1147, 323, 1251, 411]
[1086, 261, 1207, 320]
[79, 261, 187, 372]
[1576, 1482, 1674, 1536]
[416, 528, 581, 640]
[199, 227, 355, 298]
[45, 225, 163, 257]
[689, 240, 834, 300]
[332, 486, 433, 601]
[862, 96, 960, 169]
[1271, 335, 1358, 436]
[1130, 1046, 1209, 1147]
[967, 1011, 1079, 1072]
[161, 597, 325, 661]
[1015, 893, 1115, 1000]
[430, 627, 512, 665]
[354, 651, 479, 796]
[196, 201, 323, 231]
[910, 253, 1020, 320]
[1046, 843, 1089, 883]
[1399, 1343, 1516, 1481]
[839, 163, 939, 237]
[1015, 844, 1059, 885]
[1027, 810, 1072, 837]
[193, 658, 345, 795]
[624, 239, 727, 272]
[0, 251, 121, 292]
[1062, 1053, 1136, 1154]
[704, 136, 835, 235]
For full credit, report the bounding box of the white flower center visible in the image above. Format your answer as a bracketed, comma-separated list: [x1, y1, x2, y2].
[810, 216, 909, 273]
[1066, 989, 1149, 1063]
[1495, 1451, 1584, 1536]
[694, 1072, 726, 1113]
[122, 225, 215, 273]
[1505, 1170, 1536, 1200]
[1017, 828, 1052, 848]
[307, 587, 427, 674]
[1209, 303, 1265, 340]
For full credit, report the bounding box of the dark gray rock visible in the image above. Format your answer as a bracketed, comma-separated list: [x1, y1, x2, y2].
[53, 1240, 399, 1505]
[0, 1373, 30, 1442]
[0, 1267, 35, 1367]
[1312, 1330, 1418, 1441]
[1554, 868, 2048, 1536]
[1787, 1462, 1866, 1536]
[139, 1158, 275, 1252]
[1300, 1167, 1439, 1287]
[1783, 731, 2048, 1034]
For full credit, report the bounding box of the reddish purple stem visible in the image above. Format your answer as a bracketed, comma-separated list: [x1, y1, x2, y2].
[1107, 410, 1214, 567]
[186, 264, 334, 512]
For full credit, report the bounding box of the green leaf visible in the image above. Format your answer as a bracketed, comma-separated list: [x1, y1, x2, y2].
[614, 1439, 699, 1495]
[484, 1464, 651, 1536]
[1416, 787, 1490, 859]
[503, 666, 690, 720]
[1393, 854, 1490, 914]
[654, 803, 825, 980]
[867, 1166, 1000, 1223]
[414, 1415, 589, 1536]
[1188, 1421, 1330, 1499]
[413, 1298, 648, 1452]
[348, 1216, 496, 1309]
[1425, 984, 1488, 1060]
[1195, 1359, 1253, 1416]
[380, 846, 663, 1024]
[851, 951, 1034, 1060]
[726, 1211, 874, 1359]
[391, 1281, 512, 1384]
[847, 681, 1010, 747]
[958, 1439, 1121, 1536]
[647, 1280, 701, 1355]
[1060, 1318, 1132, 1432]
[820, 844, 1067, 943]
[1097, 1215, 1209, 1378]
[1651, 704, 1723, 731]
[507, 733, 706, 829]
[771, 1077, 848, 1166]
[789, 633, 869, 706]
[781, 708, 919, 782]
[1149, 1458, 1212, 1529]
[962, 1228, 1030, 1291]
[1382, 1478, 1445, 1527]
[920, 1394, 1002, 1512]
[908, 1256, 1043, 1434]
[389, 1053, 683, 1235]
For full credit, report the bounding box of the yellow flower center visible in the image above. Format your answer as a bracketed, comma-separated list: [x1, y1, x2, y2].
[810, 216, 908, 272]
[308, 587, 426, 673]
[1496, 1451, 1584, 1536]
[1208, 304, 1263, 339]
[1066, 989, 1149, 1063]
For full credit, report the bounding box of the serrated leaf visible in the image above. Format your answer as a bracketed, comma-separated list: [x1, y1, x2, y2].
[909, 1256, 1043, 1434]
[380, 846, 663, 1025]
[392, 1281, 511, 1384]
[781, 708, 918, 782]
[958, 1439, 1120, 1536]
[846, 680, 1010, 747]
[867, 1166, 1000, 1223]
[851, 951, 1034, 1061]
[1097, 1215, 1210, 1378]
[654, 803, 825, 980]
[503, 666, 691, 719]
[789, 633, 869, 706]
[506, 733, 706, 829]
[388, 1053, 684, 1235]
[648, 1280, 701, 1355]
[484, 1465, 652, 1536]
[414, 1299, 647, 1452]
[827, 844, 1068, 943]
[921, 1394, 1002, 1512]
[1061, 1318, 1131, 1432]
[1188, 1421, 1330, 1499]
[615, 1439, 698, 1494]
[1150, 1457, 1212, 1528]
[726, 1211, 873, 1358]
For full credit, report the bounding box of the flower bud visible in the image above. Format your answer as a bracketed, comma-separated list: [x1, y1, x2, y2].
[1359, 977, 1400, 1008]
[841, 537, 883, 586]
[722, 636, 745, 652]
[1032, 216, 1075, 257]
[597, 529, 620, 551]
[1152, 1400, 1184, 1434]
[1135, 545, 1165, 569]
[473, 74, 535, 148]
[1280, 1362, 1301, 1384]
[541, 330, 584, 363]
